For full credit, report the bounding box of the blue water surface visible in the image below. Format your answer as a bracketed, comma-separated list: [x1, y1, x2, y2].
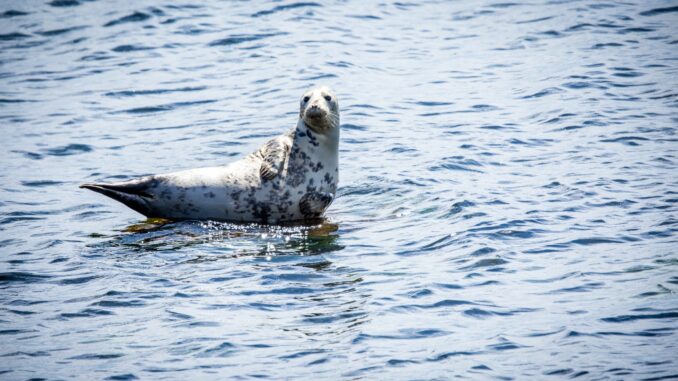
[1, 1, 677, 380]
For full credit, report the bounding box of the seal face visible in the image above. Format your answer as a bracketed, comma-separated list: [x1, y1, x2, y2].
[80, 86, 340, 224]
[301, 86, 339, 133]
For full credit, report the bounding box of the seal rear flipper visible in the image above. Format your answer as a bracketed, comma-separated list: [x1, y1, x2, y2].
[80, 177, 159, 217]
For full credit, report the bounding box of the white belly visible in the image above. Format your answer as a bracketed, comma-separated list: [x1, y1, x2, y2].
[146, 155, 337, 223]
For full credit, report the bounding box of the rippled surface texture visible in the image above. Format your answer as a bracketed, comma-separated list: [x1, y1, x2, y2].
[2, 1, 677, 379]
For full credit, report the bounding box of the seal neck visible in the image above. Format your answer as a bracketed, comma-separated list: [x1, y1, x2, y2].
[296, 119, 340, 151]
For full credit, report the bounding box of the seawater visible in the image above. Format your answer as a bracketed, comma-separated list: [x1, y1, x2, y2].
[1, 1, 677, 380]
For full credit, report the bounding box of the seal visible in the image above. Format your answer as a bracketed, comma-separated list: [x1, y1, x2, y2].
[80, 86, 340, 224]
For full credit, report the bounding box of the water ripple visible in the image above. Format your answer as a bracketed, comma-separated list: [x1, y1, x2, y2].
[208, 33, 287, 47]
[104, 12, 152, 27]
[0, 0, 676, 379]
[251, 2, 321, 18]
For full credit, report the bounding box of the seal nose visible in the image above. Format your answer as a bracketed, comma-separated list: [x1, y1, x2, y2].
[307, 104, 322, 118]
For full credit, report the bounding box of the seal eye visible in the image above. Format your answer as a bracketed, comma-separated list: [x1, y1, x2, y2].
[324, 95, 332, 102]
[303, 96, 310, 103]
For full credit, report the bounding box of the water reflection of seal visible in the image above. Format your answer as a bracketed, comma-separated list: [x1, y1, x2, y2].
[81, 86, 340, 224]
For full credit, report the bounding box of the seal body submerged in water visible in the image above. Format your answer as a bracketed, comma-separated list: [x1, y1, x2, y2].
[81, 86, 340, 224]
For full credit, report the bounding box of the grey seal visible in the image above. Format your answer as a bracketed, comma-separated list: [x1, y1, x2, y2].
[80, 86, 340, 224]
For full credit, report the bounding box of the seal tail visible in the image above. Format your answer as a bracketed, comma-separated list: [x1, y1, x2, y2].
[80, 178, 156, 217]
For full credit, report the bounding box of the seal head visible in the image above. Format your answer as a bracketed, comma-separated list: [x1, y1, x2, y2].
[300, 86, 339, 133]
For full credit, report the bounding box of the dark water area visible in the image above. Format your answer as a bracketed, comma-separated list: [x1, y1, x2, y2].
[1, 0, 677, 379]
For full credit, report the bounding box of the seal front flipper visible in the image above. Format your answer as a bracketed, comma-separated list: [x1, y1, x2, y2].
[258, 137, 289, 181]
[80, 176, 159, 217]
[299, 191, 334, 218]
[260, 162, 278, 181]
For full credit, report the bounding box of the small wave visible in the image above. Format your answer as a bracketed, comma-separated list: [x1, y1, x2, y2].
[414, 101, 454, 106]
[104, 374, 139, 381]
[550, 282, 604, 294]
[601, 312, 678, 323]
[0, 329, 38, 335]
[36, 26, 87, 36]
[619, 27, 655, 34]
[0, 98, 36, 103]
[461, 258, 509, 270]
[341, 123, 367, 131]
[93, 299, 147, 308]
[60, 308, 115, 318]
[0, 272, 51, 284]
[431, 156, 484, 173]
[303, 73, 338, 80]
[45, 143, 93, 157]
[21, 180, 63, 187]
[562, 81, 596, 89]
[327, 60, 353, 68]
[393, 299, 477, 312]
[354, 329, 449, 345]
[111, 44, 154, 53]
[252, 2, 321, 17]
[115, 99, 216, 114]
[79, 51, 113, 61]
[470, 247, 496, 256]
[444, 200, 476, 218]
[427, 351, 480, 361]
[104, 86, 206, 97]
[516, 16, 554, 24]
[347, 14, 382, 20]
[104, 11, 151, 27]
[592, 42, 624, 49]
[1, 350, 48, 357]
[569, 237, 623, 245]
[597, 329, 674, 337]
[198, 341, 236, 357]
[386, 358, 418, 366]
[0, 32, 31, 41]
[302, 311, 367, 324]
[209, 33, 285, 47]
[68, 353, 125, 360]
[640, 6, 678, 16]
[0, 239, 24, 248]
[48, 0, 80, 7]
[0, 215, 45, 225]
[397, 234, 455, 256]
[1, 10, 29, 18]
[58, 275, 101, 285]
[520, 87, 564, 99]
[600, 136, 650, 146]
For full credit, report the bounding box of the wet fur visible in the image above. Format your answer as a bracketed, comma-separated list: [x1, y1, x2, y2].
[81, 86, 340, 224]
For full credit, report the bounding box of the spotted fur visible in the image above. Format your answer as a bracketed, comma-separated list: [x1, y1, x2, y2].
[80, 86, 340, 224]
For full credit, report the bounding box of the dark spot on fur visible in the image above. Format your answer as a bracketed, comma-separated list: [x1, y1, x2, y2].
[311, 161, 323, 172]
[306, 130, 319, 146]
